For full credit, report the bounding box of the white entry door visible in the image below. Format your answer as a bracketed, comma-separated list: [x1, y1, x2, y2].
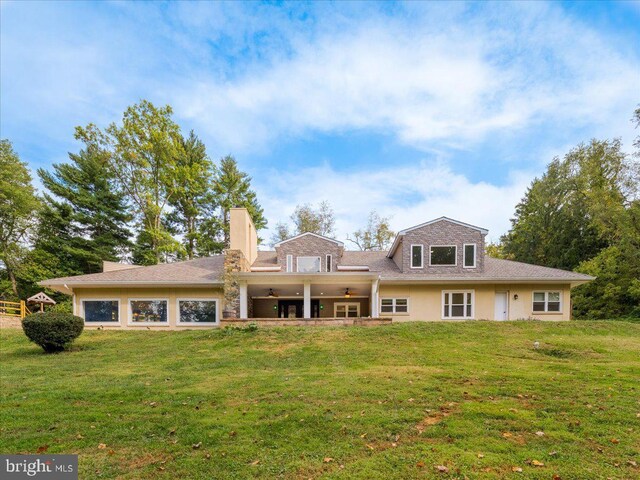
[494, 292, 508, 321]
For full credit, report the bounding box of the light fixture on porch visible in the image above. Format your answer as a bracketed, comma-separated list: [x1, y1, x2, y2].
[268, 288, 275, 297]
[344, 288, 351, 298]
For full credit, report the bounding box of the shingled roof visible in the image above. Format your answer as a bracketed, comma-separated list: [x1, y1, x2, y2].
[40, 256, 225, 290]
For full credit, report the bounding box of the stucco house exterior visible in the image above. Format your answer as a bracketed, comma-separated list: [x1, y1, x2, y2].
[40, 208, 594, 328]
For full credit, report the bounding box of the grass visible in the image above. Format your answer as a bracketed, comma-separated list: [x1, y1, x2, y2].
[1, 321, 639, 479]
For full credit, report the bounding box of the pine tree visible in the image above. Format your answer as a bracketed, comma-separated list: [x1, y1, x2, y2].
[207, 156, 267, 249]
[36, 126, 132, 274]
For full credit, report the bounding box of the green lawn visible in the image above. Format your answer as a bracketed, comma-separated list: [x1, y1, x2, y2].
[1, 322, 638, 479]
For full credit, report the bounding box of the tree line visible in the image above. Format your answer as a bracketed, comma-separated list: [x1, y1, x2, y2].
[0, 101, 266, 301]
[493, 107, 640, 319]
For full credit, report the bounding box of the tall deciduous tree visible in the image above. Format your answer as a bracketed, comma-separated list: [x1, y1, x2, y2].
[166, 131, 214, 259]
[102, 100, 183, 264]
[347, 211, 395, 251]
[500, 134, 640, 318]
[36, 126, 132, 274]
[0, 140, 40, 297]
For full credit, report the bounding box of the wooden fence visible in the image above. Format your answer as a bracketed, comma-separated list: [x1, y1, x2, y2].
[0, 300, 31, 319]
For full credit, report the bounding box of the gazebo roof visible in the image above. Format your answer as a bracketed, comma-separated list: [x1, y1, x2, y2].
[27, 292, 57, 305]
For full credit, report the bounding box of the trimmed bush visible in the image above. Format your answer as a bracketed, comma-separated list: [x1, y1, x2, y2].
[22, 312, 84, 353]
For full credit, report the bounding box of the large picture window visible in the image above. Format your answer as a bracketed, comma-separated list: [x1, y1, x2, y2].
[430, 246, 457, 266]
[532, 291, 561, 312]
[411, 245, 423, 268]
[380, 298, 408, 314]
[178, 299, 218, 324]
[129, 299, 168, 324]
[442, 291, 474, 319]
[297, 256, 321, 273]
[83, 300, 119, 323]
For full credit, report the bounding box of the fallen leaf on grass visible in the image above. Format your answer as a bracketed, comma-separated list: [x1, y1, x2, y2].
[610, 438, 620, 444]
[435, 465, 449, 473]
[626, 460, 637, 467]
[323, 457, 333, 463]
[416, 461, 425, 468]
[531, 460, 544, 467]
[360, 433, 367, 438]
[552, 475, 561, 480]
[548, 451, 558, 456]
[98, 443, 107, 449]
[502, 432, 513, 438]
[250, 459, 260, 465]
[511, 466, 523, 472]
[76, 434, 84, 440]
[36, 445, 49, 453]
[535, 431, 545, 436]
[108, 449, 115, 456]
[477, 453, 484, 458]
[192, 442, 202, 449]
[168, 428, 176, 436]
[365, 444, 375, 450]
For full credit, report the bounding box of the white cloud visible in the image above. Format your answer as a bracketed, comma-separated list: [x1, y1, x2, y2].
[253, 160, 533, 247]
[175, 2, 640, 154]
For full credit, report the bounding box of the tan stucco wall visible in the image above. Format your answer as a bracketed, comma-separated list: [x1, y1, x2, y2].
[378, 283, 572, 321]
[73, 286, 223, 329]
[252, 298, 370, 318]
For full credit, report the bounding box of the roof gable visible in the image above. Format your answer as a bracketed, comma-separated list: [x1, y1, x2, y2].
[274, 232, 344, 247]
[387, 217, 488, 257]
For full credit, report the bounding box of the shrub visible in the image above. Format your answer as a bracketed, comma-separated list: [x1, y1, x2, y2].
[22, 312, 84, 353]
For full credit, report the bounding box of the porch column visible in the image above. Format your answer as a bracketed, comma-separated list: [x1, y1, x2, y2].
[239, 282, 248, 319]
[303, 281, 311, 318]
[371, 279, 379, 318]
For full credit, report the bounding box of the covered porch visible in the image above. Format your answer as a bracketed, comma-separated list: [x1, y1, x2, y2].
[236, 273, 380, 320]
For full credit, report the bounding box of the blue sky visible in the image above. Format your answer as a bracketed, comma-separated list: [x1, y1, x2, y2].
[2, 1, 639, 244]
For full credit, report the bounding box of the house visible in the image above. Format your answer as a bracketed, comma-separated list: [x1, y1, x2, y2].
[40, 208, 594, 328]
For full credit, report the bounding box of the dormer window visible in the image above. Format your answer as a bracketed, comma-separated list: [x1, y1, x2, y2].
[297, 256, 321, 273]
[411, 245, 423, 268]
[430, 246, 457, 266]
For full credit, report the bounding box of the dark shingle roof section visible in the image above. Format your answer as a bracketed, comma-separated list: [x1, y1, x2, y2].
[40, 256, 225, 285]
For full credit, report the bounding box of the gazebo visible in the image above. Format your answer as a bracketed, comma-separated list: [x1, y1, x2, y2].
[27, 292, 57, 312]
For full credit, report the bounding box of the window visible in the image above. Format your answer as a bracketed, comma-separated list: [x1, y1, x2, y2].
[411, 245, 423, 268]
[430, 246, 457, 266]
[286, 255, 293, 272]
[83, 300, 119, 323]
[335, 302, 360, 318]
[442, 290, 474, 319]
[380, 298, 409, 314]
[178, 299, 218, 324]
[129, 299, 168, 324]
[297, 256, 321, 273]
[326, 254, 332, 272]
[463, 244, 476, 268]
[532, 291, 561, 313]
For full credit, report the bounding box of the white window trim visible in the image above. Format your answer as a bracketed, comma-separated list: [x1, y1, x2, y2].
[296, 256, 321, 273]
[429, 245, 458, 267]
[334, 302, 360, 317]
[441, 290, 475, 319]
[81, 298, 121, 325]
[379, 297, 410, 315]
[128, 298, 169, 326]
[176, 298, 220, 326]
[532, 291, 563, 313]
[326, 254, 333, 272]
[463, 243, 477, 268]
[286, 255, 293, 273]
[410, 244, 424, 269]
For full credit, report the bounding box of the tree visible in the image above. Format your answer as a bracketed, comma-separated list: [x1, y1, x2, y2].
[209, 156, 266, 249]
[36, 125, 132, 274]
[0, 140, 40, 297]
[166, 131, 214, 259]
[347, 211, 395, 250]
[500, 134, 640, 319]
[101, 100, 183, 264]
[270, 201, 336, 245]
